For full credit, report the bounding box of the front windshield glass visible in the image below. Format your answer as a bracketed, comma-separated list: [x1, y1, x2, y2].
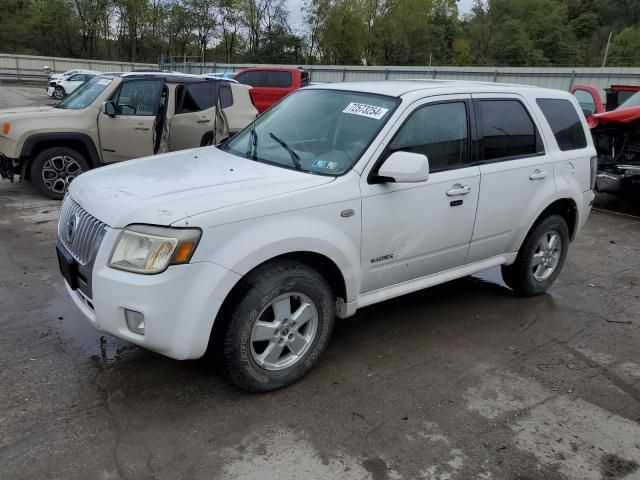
[56, 77, 113, 110]
[222, 89, 398, 175]
[618, 92, 640, 109]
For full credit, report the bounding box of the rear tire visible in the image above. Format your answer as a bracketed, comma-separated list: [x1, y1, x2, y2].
[222, 260, 335, 392]
[501, 215, 569, 296]
[30, 147, 89, 199]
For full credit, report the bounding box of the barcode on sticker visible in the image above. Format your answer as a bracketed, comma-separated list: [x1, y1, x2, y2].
[342, 102, 389, 120]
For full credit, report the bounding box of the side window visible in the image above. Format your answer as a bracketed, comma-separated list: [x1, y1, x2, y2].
[68, 74, 85, 81]
[175, 82, 214, 114]
[389, 102, 469, 171]
[113, 80, 163, 116]
[235, 71, 264, 87]
[265, 71, 292, 88]
[573, 90, 597, 116]
[220, 83, 233, 109]
[478, 100, 540, 161]
[536, 99, 587, 151]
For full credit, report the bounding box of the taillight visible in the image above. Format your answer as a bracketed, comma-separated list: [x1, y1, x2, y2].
[590, 155, 598, 190]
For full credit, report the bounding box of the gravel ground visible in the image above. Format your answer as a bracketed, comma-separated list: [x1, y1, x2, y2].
[1, 85, 640, 480]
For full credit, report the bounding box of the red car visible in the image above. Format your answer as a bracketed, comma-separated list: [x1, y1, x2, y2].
[571, 85, 640, 200]
[233, 67, 310, 113]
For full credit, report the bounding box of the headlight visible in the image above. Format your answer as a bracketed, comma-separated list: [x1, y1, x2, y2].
[109, 225, 201, 274]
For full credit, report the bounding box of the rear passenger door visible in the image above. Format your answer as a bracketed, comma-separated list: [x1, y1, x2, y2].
[466, 94, 555, 263]
[169, 82, 215, 151]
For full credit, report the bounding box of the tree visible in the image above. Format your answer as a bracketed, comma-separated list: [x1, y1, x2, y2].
[608, 26, 640, 66]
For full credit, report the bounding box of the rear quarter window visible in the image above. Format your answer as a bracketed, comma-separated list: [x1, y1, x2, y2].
[536, 98, 587, 151]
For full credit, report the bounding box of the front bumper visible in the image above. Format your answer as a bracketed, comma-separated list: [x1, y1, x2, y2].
[61, 230, 242, 360]
[0, 153, 18, 181]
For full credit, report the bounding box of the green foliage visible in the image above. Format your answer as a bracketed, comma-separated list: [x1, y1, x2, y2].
[0, 0, 639, 66]
[608, 26, 640, 66]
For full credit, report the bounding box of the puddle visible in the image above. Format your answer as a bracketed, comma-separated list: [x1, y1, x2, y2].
[47, 288, 136, 364]
[471, 266, 508, 288]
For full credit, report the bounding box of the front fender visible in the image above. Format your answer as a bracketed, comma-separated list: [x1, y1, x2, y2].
[188, 202, 362, 303]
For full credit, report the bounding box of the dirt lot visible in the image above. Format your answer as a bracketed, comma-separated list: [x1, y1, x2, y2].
[1, 85, 640, 480]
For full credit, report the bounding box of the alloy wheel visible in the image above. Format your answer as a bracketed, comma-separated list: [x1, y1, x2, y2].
[531, 230, 562, 281]
[41, 155, 83, 195]
[249, 293, 319, 371]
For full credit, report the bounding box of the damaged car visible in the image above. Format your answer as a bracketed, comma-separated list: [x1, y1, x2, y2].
[571, 85, 640, 200]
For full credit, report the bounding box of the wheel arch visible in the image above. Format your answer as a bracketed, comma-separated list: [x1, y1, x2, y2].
[209, 250, 349, 354]
[513, 197, 579, 254]
[21, 133, 100, 179]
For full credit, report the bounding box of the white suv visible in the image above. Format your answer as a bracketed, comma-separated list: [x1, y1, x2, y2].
[57, 81, 596, 392]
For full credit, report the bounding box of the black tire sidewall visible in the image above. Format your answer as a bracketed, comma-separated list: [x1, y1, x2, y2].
[513, 215, 570, 296]
[30, 147, 89, 200]
[224, 262, 335, 392]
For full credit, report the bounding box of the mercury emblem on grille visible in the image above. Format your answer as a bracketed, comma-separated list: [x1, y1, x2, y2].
[65, 214, 79, 244]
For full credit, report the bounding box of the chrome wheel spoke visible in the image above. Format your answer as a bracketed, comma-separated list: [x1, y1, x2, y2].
[253, 321, 278, 342]
[272, 297, 291, 322]
[291, 302, 313, 330]
[539, 235, 549, 250]
[532, 252, 545, 266]
[288, 333, 308, 355]
[548, 234, 559, 251]
[260, 342, 284, 366]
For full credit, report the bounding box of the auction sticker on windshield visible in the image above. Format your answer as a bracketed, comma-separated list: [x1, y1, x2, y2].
[342, 102, 389, 120]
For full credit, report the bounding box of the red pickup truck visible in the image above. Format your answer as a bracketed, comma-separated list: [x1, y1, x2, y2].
[233, 67, 310, 113]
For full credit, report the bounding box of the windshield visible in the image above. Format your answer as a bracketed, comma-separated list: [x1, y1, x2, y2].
[618, 92, 640, 110]
[56, 77, 113, 110]
[222, 89, 398, 175]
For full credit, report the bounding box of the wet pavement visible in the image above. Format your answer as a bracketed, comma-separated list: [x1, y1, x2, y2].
[1, 86, 640, 480]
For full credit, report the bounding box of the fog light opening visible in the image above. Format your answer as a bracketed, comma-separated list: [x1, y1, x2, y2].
[125, 309, 145, 335]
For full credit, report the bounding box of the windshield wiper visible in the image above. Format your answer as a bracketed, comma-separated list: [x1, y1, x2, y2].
[245, 124, 258, 161]
[269, 132, 301, 170]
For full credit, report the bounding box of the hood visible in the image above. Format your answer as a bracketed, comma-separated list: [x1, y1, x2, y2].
[69, 147, 335, 228]
[589, 106, 640, 128]
[0, 106, 74, 119]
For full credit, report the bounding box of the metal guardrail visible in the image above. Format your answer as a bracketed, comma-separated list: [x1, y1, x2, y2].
[0, 53, 156, 83]
[1, 53, 639, 93]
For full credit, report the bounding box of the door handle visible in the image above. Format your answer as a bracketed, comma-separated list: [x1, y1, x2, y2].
[197, 119, 209, 124]
[134, 125, 150, 131]
[446, 184, 471, 196]
[529, 169, 548, 180]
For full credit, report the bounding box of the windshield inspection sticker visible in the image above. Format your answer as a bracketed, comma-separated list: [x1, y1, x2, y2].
[313, 160, 338, 170]
[342, 102, 389, 120]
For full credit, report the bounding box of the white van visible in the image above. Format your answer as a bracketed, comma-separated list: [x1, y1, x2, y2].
[57, 81, 597, 391]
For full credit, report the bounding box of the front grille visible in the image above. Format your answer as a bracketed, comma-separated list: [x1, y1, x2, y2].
[58, 196, 107, 265]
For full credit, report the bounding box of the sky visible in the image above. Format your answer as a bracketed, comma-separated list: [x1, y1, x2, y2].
[286, 0, 475, 31]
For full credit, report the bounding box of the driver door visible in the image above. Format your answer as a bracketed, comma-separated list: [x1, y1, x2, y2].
[98, 78, 164, 163]
[360, 95, 480, 293]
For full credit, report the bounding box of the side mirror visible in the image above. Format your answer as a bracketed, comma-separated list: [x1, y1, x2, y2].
[377, 151, 430, 183]
[101, 101, 117, 117]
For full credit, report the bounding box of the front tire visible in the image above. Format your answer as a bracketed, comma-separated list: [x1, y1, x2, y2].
[30, 147, 89, 199]
[223, 260, 335, 392]
[501, 215, 570, 296]
[53, 86, 65, 100]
